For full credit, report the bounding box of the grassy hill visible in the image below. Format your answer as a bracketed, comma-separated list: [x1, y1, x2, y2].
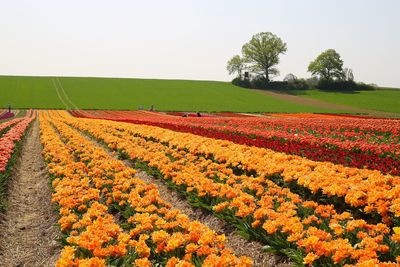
[289, 88, 400, 114]
[0, 75, 398, 114]
[0, 76, 337, 113]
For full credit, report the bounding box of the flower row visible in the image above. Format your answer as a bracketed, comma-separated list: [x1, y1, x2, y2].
[39, 111, 252, 267]
[0, 111, 15, 121]
[73, 110, 400, 135]
[0, 117, 22, 136]
[70, 110, 400, 175]
[61, 112, 400, 266]
[0, 111, 34, 173]
[68, 112, 400, 224]
[72, 110, 399, 145]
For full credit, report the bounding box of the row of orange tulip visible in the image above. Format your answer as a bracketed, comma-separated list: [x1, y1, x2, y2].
[39, 111, 252, 267]
[58, 111, 400, 266]
[134, 125, 400, 225]
[71, 110, 400, 175]
[73, 113, 400, 224]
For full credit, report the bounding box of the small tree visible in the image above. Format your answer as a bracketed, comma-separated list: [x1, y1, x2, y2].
[343, 68, 354, 81]
[242, 32, 287, 82]
[226, 55, 246, 79]
[308, 49, 344, 80]
[283, 73, 298, 82]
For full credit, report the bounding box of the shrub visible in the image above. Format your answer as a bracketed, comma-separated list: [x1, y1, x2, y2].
[232, 77, 374, 91]
[233, 77, 309, 90]
[317, 80, 375, 91]
[232, 77, 251, 88]
[288, 79, 309, 90]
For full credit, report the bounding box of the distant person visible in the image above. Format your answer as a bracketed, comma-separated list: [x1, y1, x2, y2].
[150, 105, 154, 111]
[196, 112, 201, 117]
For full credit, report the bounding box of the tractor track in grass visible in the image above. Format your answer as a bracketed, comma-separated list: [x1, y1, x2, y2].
[0, 118, 60, 267]
[52, 78, 70, 110]
[54, 78, 81, 111]
[68, 121, 292, 267]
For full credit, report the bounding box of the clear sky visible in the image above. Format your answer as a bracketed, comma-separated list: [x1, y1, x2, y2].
[0, 0, 399, 87]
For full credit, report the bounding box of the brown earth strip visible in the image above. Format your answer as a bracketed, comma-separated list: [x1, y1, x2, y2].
[0, 119, 60, 267]
[254, 89, 399, 117]
[70, 122, 291, 267]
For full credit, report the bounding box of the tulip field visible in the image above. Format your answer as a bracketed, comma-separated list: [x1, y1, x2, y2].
[1, 110, 400, 266]
[0, 110, 35, 209]
[41, 110, 400, 266]
[71, 110, 400, 175]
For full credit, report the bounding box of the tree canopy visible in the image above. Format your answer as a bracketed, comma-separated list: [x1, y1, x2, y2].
[226, 34, 367, 91]
[283, 73, 298, 82]
[237, 32, 287, 82]
[226, 55, 246, 79]
[343, 68, 354, 81]
[308, 49, 344, 81]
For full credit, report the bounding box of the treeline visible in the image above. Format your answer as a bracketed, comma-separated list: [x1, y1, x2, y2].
[227, 32, 376, 91]
[232, 76, 376, 91]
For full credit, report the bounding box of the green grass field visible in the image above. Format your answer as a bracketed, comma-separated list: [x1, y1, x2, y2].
[0, 75, 398, 114]
[289, 88, 400, 114]
[0, 76, 338, 113]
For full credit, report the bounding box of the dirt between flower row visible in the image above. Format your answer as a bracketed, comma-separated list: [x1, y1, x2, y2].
[0, 118, 60, 267]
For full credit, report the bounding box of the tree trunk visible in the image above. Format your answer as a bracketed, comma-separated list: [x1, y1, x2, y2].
[265, 67, 269, 82]
[326, 69, 331, 80]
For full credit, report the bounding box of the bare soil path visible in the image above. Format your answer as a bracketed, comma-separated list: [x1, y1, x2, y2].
[255, 89, 399, 117]
[0, 119, 60, 267]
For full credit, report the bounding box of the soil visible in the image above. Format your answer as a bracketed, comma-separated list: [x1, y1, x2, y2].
[0, 119, 60, 267]
[255, 89, 399, 117]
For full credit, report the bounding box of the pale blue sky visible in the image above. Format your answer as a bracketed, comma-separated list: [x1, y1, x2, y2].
[0, 0, 399, 87]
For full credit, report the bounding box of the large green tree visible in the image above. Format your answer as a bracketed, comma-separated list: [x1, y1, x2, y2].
[308, 49, 344, 80]
[241, 32, 287, 82]
[226, 55, 246, 79]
